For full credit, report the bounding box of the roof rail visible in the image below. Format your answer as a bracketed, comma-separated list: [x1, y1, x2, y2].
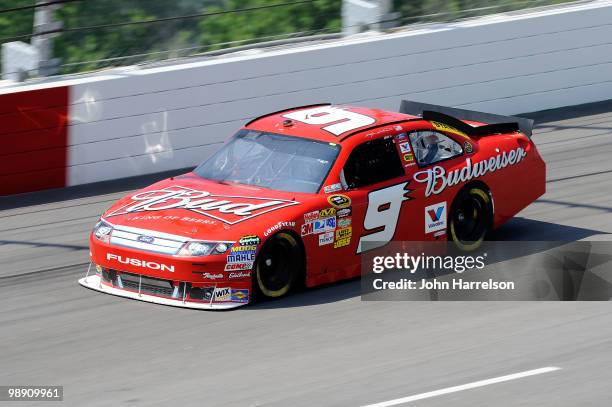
[244, 103, 331, 127]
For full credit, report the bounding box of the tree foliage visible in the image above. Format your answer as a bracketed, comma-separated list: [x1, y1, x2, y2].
[0, 0, 571, 75]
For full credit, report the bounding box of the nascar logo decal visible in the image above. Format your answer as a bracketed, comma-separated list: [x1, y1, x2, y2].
[414, 147, 527, 197]
[106, 185, 299, 225]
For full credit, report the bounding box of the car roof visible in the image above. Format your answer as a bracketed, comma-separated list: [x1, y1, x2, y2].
[244, 104, 422, 144]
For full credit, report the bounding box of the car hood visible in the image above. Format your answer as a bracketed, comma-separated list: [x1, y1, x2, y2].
[102, 173, 310, 240]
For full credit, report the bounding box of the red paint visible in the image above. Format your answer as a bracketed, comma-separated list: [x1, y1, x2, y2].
[0, 86, 69, 195]
[87, 104, 546, 308]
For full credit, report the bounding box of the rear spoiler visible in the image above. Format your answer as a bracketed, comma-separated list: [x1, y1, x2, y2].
[399, 100, 534, 138]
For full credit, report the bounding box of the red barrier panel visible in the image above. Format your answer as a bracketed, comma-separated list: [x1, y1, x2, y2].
[0, 86, 69, 195]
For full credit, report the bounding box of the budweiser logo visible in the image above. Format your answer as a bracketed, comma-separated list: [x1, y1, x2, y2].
[414, 147, 527, 197]
[106, 185, 299, 225]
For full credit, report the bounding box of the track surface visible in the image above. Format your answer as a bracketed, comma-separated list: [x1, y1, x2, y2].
[1, 101, 612, 406]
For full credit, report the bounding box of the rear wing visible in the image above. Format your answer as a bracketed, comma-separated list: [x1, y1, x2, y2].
[399, 100, 534, 138]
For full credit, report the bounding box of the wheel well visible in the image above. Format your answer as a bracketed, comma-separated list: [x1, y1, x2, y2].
[450, 180, 494, 232]
[265, 229, 307, 285]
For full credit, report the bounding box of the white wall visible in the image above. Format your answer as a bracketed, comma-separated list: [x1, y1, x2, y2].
[51, 1, 612, 185]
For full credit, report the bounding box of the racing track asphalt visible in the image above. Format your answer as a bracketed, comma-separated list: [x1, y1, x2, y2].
[1, 100, 612, 407]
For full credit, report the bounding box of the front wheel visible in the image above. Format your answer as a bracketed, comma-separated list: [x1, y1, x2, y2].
[254, 232, 302, 299]
[449, 186, 493, 251]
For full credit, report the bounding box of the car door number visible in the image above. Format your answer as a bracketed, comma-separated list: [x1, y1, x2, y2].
[358, 182, 411, 253]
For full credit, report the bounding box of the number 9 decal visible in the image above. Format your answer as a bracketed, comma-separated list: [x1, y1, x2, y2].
[283, 106, 375, 136]
[358, 182, 412, 253]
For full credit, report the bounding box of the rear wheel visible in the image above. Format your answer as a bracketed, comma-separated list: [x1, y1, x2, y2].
[449, 186, 493, 251]
[255, 232, 302, 299]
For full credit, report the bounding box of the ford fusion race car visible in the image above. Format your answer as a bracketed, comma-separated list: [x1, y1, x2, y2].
[79, 101, 545, 309]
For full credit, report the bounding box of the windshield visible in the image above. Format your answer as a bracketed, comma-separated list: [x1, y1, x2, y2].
[194, 130, 340, 193]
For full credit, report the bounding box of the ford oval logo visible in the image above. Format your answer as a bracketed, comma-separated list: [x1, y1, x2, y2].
[137, 235, 154, 244]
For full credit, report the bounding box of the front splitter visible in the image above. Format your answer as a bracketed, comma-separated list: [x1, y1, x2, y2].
[78, 275, 246, 310]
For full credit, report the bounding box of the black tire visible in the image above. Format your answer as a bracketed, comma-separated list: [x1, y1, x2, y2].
[448, 186, 493, 251]
[254, 232, 302, 299]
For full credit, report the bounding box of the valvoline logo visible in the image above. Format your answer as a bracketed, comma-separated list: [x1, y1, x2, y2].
[425, 202, 447, 233]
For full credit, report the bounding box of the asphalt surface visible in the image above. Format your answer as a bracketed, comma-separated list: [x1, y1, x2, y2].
[1, 100, 612, 406]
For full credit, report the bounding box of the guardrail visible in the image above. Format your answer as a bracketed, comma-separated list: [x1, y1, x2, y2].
[2, 0, 611, 195]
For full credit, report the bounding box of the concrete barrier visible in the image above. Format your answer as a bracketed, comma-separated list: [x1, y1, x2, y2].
[2, 0, 611, 195]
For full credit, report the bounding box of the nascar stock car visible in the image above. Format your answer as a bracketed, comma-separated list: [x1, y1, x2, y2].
[79, 101, 545, 309]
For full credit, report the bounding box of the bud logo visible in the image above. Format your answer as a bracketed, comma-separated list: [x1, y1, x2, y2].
[106, 253, 175, 272]
[106, 185, 299, 225]
[425, 202, 447, 233]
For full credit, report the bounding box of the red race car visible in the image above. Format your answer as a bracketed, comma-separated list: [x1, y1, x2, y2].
[79, 101, 545, 309]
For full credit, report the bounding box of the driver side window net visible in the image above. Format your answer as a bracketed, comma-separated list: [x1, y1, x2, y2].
[343, 137, 404, 189]
[409, 131, 463, 166]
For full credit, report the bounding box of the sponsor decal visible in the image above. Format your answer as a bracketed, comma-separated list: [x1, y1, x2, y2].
[264, 221, 296, 237]
[395, 133, 407, 140]
[304, 210, 319, 223]
[202, 272, 224, 280]
[431, 121, 468, 138]
[334, 237, 351, 248]
[336, 226, 352, 240]
[106, 185, 299, 225]
[106, 253, 175, 272]
[231, 245, 257, 253]
[324, 183, 342, 193]
[337, 217, 351, 228]
[301, 217, 336, 236]
[201, 287, 215, 301]
[229, 271, 251, 279]
[227, 252, 256, 263]
[327, 194, 351, 209]
[336, 207, 352, 218]
[399, 142, 411, 153]
[238, 235, 261, 246]
[319, 208, 336, 218]
[231, 289, 249, 303]
[403, 153, 414, 162]
[301, 222, 314, 236]
[137, 235, 154, 243]
[394, 126, 403, 132]
[224, 262, 253, 271]
[425, 202, 447, 233]
[318, 231, 334, 246]
[414, 147, 527, 197]
[213, 287, 231, 301]
[464, 141, 473, 154]
[434, 230, 447, 237]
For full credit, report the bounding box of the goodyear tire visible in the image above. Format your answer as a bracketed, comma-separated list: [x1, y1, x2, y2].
[255, 232, 302, 299]
[448, 186, 493, 251]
